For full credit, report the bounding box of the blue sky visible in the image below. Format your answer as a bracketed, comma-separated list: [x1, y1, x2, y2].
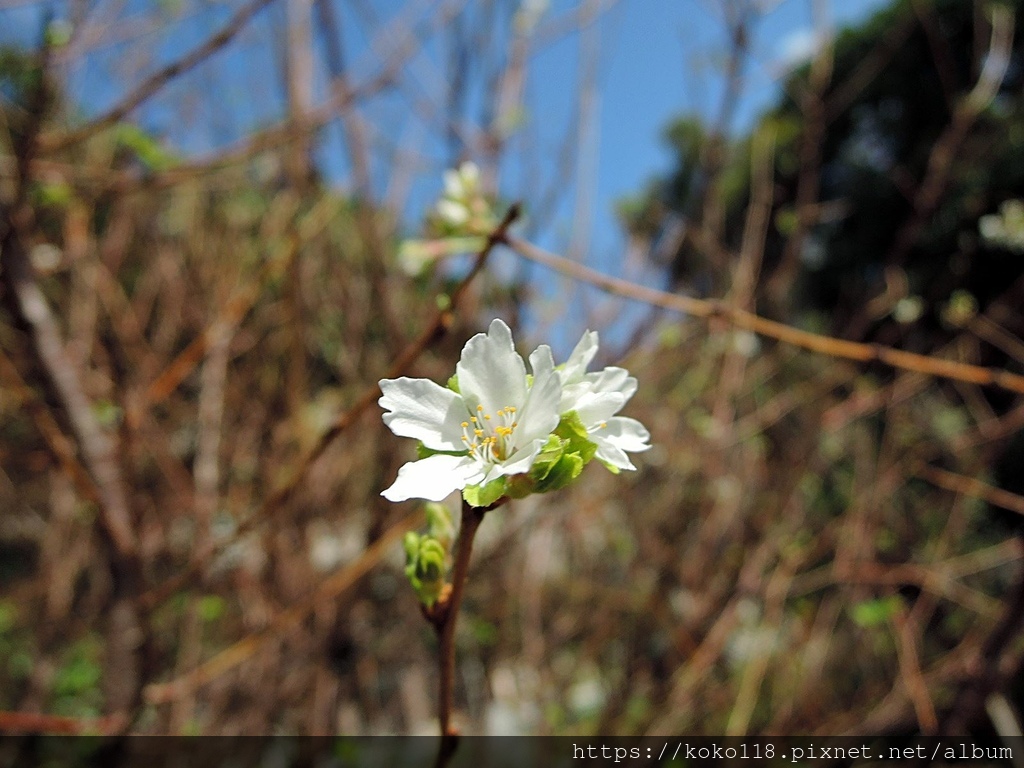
[1, 0, 893, 348]
[540, 0, 891, 252]
[507, 0, 893, 347]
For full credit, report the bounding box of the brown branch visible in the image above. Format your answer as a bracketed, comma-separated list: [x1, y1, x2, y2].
[891, 606, 939, 734]
[143, 511, 417, 704]
[940, 538, 1024, 735]
[1, 43, 137, 561]
[138, 203, 521, 611]
[428, 496, 507, 765]
[692, 1, 753, 280]
[765, 15, 832, 310]
[142, 0, 453, 190]
[910, 0, 958, 112]
[0, 710, 126, 735]
[825, 13, 916, 122]
[1, 28, 146, 730]
[845, 7, 1014, 338]
[39, 0, 278, 153]
[916, 464, 1024, 518]
[504, 234, 1024, 397]
[437, 501, 485, 736]
[0, 345, 101, 507]
[315, 0, 403, 344]
[254, 203, 521, 514]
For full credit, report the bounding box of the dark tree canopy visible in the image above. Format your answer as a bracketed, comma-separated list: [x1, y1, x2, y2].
[623, 0, 1024, 360]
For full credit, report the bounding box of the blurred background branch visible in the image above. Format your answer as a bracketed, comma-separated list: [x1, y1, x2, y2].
[0, 0, 1023, 740]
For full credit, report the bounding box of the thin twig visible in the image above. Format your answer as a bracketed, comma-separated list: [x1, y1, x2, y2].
[940, 538, 1024, 734]
[40, 0, 277, 153]
[1, 35, 138, 562]
[0, 710, 126, 735]
[916, 464, 1024, 518]
[891, 605, 939, 734]
[428, 496, 506, 764]
[143, 511, 417, 704]
[0, 345, 102, 507]
[503, 234, 1024, 397]
[438, 501, 485, 736]
[138, 203, 521, 611]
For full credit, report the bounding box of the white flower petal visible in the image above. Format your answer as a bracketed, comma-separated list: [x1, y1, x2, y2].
[443, 169, 463, 198]
[514, 361, 561, 446]
[558, 380, 591, 413]
[379, 377, 470, 451]
[600, 417, 651, 452]
[436, 198, 469, 225]
[594, 439, 636, 471]
[456, 319, 528, 417]
[459, 162, 480, 190]
[382, 453, 482, 502]
[574, 390, 626, 426]
[495, 438, 546, 478]
[561, 330, 599, 383]
[585, 367, 638, 400]
[529, 344, 555, 380]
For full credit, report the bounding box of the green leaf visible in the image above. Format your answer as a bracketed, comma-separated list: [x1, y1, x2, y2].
[113, 124, 175, 172]
[850, 596, 902, 628]
[0, 601, 16, 635]
[45, 20, 73, 48]
[197, 595, 226, 623]
[91, 400, 123, 429]
[463, 476, 507, 507]
[34, 180, 72, 208]
[468, 616, 499, 647]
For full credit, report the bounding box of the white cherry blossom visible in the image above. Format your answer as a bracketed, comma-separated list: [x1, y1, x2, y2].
[379, 319, 560, 502]
[541, 329, 651, 471]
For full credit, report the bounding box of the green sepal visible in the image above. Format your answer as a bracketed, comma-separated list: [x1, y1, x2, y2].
[533, 451, 585, 493]
[598, 459, 621, 475]
[554, 411, 598, 466]
[416, 442, 467, 460]
[463, 476, 507, 508]
[505, 474, 535, 499]
[515, 412, 599, 494]
[446, 374, 460, 394]
[528, 434, 567, 483]
[555, 410, 588, 439]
